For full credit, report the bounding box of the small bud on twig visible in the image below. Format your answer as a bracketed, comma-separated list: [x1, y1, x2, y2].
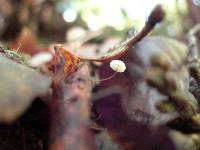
[147, 5, 165, 26]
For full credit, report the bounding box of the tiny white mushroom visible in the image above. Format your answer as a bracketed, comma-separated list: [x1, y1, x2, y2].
[28, 52, 53, 67]
[91, 60, 126, 85]
[110, 60, 126, 73]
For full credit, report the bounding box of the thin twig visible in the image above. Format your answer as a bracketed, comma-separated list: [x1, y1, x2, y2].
[79, 5, 165, 62]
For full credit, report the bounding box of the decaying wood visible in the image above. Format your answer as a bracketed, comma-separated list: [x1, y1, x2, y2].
[49, 63, 96, 150]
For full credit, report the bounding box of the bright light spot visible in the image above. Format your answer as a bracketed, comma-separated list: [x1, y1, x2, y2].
[63, 8, 77, 23]
[67, 26, 86, 42]
[71, 0, 184, 29]
[81, 11, 102, 30]
[193, 0, 200, 6]
[28, 52, 53, 67]
[167, 25, 176, 37]
[87, 20, 101, 30]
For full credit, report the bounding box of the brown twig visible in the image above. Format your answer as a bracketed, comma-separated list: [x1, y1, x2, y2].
[49, 63, 96, 150]
[79, 5, 165, 62]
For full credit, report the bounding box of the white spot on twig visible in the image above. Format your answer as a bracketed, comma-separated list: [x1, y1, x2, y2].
[28, 52, 53, 67]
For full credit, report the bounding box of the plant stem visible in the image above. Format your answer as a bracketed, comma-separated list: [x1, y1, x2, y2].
[80, 5, 165, 62]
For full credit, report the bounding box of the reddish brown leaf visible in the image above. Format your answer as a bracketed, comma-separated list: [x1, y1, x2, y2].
[52, 46, 81, 81]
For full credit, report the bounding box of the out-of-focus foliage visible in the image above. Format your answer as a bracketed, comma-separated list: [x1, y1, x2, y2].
[0, 0, 192, 43]
[0, 54, 52, 122]
[58, 0, 189, 38]
[1, 1, 200, 150]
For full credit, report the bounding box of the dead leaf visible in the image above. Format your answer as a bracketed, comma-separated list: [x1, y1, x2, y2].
[98, 36, 190, 125]
[0, 54, 52, 122]
[54, 46, 80, 78]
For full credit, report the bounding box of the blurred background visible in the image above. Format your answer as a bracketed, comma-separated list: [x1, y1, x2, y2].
[0, 0, 200, 45]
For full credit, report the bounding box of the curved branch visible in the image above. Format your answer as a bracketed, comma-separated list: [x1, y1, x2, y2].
[80, 5, 165, 62]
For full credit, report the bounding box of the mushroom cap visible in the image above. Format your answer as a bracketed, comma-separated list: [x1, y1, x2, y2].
[110, 60, 126, 73]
